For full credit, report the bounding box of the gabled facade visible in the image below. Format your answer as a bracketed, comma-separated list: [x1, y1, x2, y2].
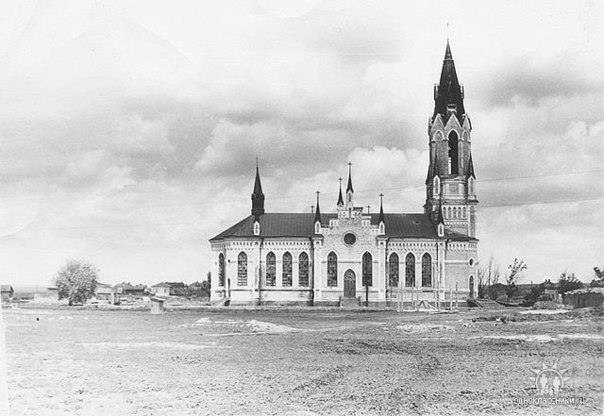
[209, 41, 479, 307]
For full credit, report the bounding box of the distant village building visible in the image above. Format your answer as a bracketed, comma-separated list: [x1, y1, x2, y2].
[94, 283, 114, 301]
[1, 285, 14, 302]
[150, 282, 171, 297]
[150, 282, 188, 297]
[113, 282, 146, 297]
[209, 41, 479, 307]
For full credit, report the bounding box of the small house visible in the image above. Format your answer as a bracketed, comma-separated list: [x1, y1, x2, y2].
[1, 285, 14, 302]
[150, 282, 171, 297]
[113, 282, 146, 297]
[95, 283, 114, 301]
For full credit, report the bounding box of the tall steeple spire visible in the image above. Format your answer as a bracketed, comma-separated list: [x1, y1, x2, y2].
[378, 193, 385, 224]
[314, 191, 321, 226]
[433, 39, 465, 120]
[337, 177, 344, 206]
[251, 159, 265, 217]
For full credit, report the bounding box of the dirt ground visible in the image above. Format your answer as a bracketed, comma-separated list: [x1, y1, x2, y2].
[4, 306, 603, 416]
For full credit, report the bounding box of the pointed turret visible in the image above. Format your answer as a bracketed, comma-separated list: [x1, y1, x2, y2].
[346, 162, 354, 194]
[337, 177, 344, 206]
[314, 191, 321, 224]
[433, 39, 465, 120]
[436, 204, 445, 237]
[467, 154, 476, 178]
[345, 162, 354, 207]
[378, 193, 385, 224]
[437, 204, 445, 224]
[251, 161, 265, 217]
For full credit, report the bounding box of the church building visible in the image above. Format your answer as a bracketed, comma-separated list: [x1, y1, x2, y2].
[209, 41, 478, 306]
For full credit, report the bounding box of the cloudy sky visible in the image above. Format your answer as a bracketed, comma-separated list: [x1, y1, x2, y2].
[0, 0, 602, 287]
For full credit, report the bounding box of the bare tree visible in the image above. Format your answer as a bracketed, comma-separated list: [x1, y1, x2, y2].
[478, 255, 501, 299]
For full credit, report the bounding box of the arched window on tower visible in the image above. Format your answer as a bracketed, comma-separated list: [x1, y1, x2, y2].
[237, 252, 247, 286]
[433, 176, 440, 197]
[422, 253, 432, 287]
[282, 252, 292, 286]
[218, 253, 225, 287]
[469, 276, 475, 298]
[468, 177, 475, 195]
[405, 253, 415, 287]
[362, 252, 372, 287]
[448, 130, 459, 175]
[327, 252, 338, 287]
[389, 253, 399, 287]
[298, 252, 309, 287]
[266, 252, 276, 286]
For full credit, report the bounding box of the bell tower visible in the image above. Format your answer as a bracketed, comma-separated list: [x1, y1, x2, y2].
[425, 40, 478, 237]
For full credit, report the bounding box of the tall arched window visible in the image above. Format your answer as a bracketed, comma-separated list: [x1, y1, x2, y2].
[362, 252, 372, 286]
[237, 252, 247, 286]
[298, 252, 309, 287]
[389, 253, 399, 287]
[327, 252, 337, 287]
[448, 130, 459, 174]
[469, 276, 475, 298]
[468, 177, 475, 195]
[405, 253, 415, 287]
[218, 253, 225, 287]
[282, 252, 292, 286]
[266, 252, 276, 286]
[422, 253, 432, 287]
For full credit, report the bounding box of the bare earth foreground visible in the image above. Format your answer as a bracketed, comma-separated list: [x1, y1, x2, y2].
[4, 307, 603, 416]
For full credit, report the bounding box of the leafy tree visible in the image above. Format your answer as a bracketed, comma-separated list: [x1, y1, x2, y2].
[590, 267, 604, 287]
[557, 272, 584, 294]
[505, 258, 527, 298]
[55, 260, 98, 306]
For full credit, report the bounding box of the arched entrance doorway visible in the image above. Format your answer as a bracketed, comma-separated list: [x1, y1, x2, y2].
[344, 269, 356, 298]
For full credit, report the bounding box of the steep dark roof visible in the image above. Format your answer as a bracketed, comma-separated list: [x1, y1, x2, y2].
[210, 213, 474, 241]
[433, 40, 465, 121]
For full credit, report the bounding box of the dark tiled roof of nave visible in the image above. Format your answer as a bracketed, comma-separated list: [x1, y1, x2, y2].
[210, 213, 474, 241]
